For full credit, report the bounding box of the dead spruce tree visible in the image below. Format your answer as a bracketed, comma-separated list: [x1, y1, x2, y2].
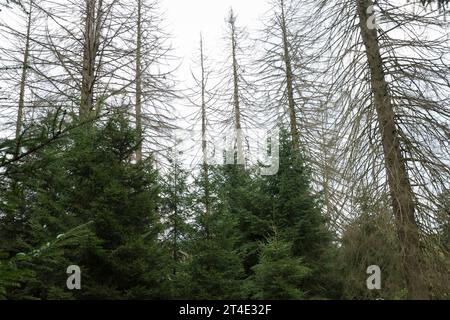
[0, 0, 116, 166]
[255, 0, 343, 231]
[128, 0, 177, 162]
[228, 9, 244, 164]
[79, 0, 103, 118]
[302, 0, 450, 299]
[0, 1, 31, 146]
[30, 0, 177, 159]
[14, 0, 32, 151]
[256, 0, 304, 150]
[30, 0, 135, 120]
[0, 0, 70, 157]
[185, 34, 219, 227]
[216, 9, 256, 166]
[256, 0, 344, 226]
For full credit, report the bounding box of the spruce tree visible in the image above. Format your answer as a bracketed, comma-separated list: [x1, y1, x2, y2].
[249, 129, 340, 299]
[0, 113, 171, 299]
[249, 234, 311, 300]
[159, 154, 193, 295]
[180, 165, 246, 300]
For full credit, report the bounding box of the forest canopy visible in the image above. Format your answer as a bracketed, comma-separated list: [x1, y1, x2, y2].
[0, 0, 449, 300]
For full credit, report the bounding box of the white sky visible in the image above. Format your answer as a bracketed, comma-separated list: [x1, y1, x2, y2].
[161, 0, 270, 79]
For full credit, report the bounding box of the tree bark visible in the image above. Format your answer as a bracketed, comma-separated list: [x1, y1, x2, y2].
[229, 11, 244, 165]
[15, 0, 33, 158]
[135, 0, 143, 162]
[280, 0, 300, 151]
[321, 109, 333, 218]
[200, 34, 211, 231]
[80, 0, 103, 118]
[356, 0, 428, 299]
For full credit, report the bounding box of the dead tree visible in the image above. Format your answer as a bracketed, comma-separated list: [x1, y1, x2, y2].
[198, 34, 210, 221]
[79, 0, 103, 118]
[14, 0, 33, 156]
[228, 10, 244, 165]
[256, 0, 314, 151]
[0, 0, 35, 148]
[256, 0, 344, 224]
[126, 0, 177, 162]
[135, 0, 143, 162]
[31, 0, 136, 121]
[215, 9, 256, 166]
[303, 0, 450, 299]
[185, 34, 221, 236]
[356, 0, 426, 299]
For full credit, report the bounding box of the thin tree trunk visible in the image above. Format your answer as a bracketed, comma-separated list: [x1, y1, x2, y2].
[229, 11, 244, 165]
[15, 0, 33, 158]
[321, 109, 332, 218]
[135, 0, 143, 162]
[200, 35, 210, 234]
[356, 0, 427, 299]
[280, 0, 300, 151]
[80, 0, 102, 118]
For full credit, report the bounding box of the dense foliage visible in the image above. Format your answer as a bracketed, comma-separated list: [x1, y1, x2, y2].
[0, 114, 345, 300]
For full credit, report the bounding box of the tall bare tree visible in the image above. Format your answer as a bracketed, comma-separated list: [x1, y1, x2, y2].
[356, 0, 425, 298]
[256, 0, 344, 226]
[185, 34, 219, 235]
[15, 0, 33, 153]
[28, 0, 135, 121]
[0, 0, 53, 153]
[302, 0, 450, 298]
[79, 0, 103, 118]
[228, 9, 244, 165]
[125, 0, 177, 162]
[198, 35, 210, 221]
[135, 0, 143, 162]
[214, 9, 256, 166]
[256, 0, 319, 151]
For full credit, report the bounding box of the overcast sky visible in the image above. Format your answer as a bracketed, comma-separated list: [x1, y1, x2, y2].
[161, 0, 271, 79]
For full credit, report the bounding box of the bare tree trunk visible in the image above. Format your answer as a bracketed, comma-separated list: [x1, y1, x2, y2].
[280, 0, 299, 150]
[320, 109, 332, 218]
[15, 0, 33, 157]
[80, 0, 103, 118]
[135, 0, 143, 162]
[229, 11, 244, 165]
[200, 35, 210, 231]
[356, 0, 427, 299]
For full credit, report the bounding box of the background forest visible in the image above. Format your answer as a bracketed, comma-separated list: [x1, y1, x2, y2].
[0, 0, 449, 300]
